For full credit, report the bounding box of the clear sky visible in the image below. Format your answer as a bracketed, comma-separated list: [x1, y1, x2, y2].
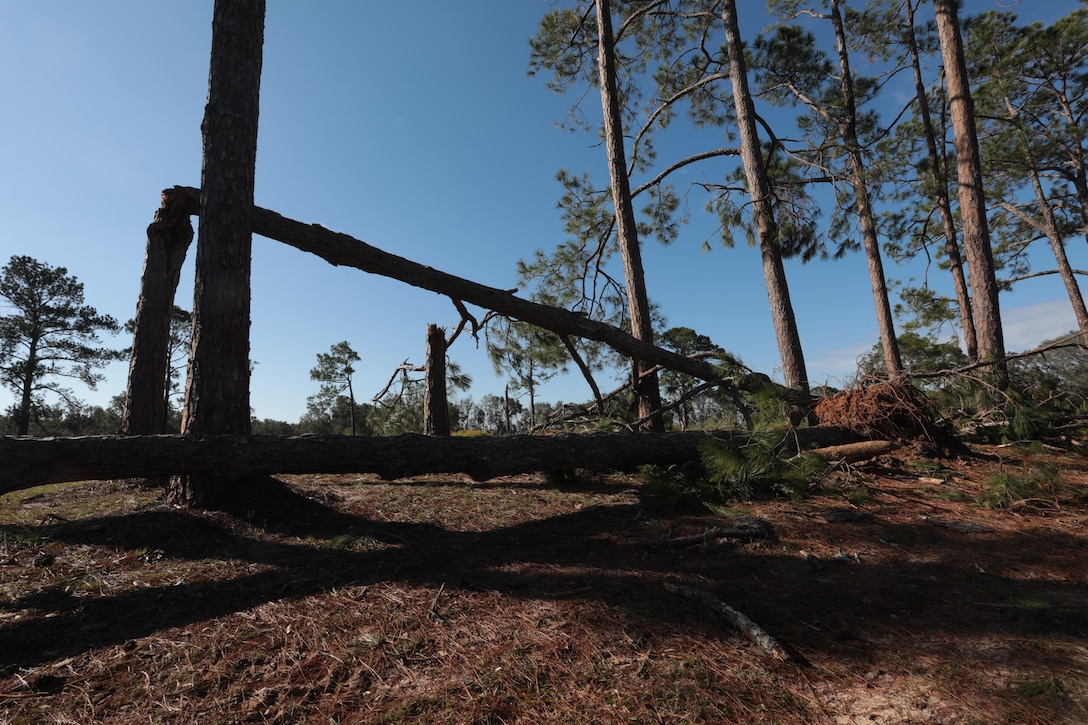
[1, 1, 1084, 424]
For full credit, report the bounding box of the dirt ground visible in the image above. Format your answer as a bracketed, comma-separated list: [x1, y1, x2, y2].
[1, 440, 1086, 724]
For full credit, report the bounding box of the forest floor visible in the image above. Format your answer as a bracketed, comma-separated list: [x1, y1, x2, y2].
[1, 438, 1087, 724]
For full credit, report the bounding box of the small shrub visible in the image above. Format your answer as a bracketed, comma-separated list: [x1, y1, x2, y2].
[639, 437, 829, 510]
[699, 437, 826, 502]
[977, 464, 1060, 509]
[543, 468, 597, 487]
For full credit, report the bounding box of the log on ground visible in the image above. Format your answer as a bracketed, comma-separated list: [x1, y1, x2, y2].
[0, 427, 863, 494]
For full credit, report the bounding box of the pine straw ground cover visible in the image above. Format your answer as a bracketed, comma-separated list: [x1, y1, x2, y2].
[1, 442, 1087, 724]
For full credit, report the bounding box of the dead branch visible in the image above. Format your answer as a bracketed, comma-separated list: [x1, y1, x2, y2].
[909, 331, 1088, 381]
[648, 516, 776, 548]
[663, 582, 791, 661]
[559, 333, 606, 417]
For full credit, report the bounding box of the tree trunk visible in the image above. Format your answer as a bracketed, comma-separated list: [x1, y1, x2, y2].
[122, 190, 194, 435]
[933, 0, 1007, 386]
[172, 0, 265, 508]
[903, 0, 977, 360]
[423, 323, 451, 436]
[721, 0, 810, 398]
[0, 427, 866, 494]
[16, 343, 36, 435]
[1026, 165, 1088, 339]
[831, 0, 903, 379]
[595, 0, 664, 431]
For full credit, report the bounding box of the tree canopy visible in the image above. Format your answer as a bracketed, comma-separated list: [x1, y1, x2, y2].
[0, 255, 122, 435]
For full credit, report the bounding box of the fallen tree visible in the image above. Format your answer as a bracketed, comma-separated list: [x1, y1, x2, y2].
[0, 427, 864, 495]
[166, 186, 812, 411]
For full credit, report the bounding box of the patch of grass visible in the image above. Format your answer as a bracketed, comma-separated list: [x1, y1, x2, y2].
[1015, 675, 1066, 701]
[844, 486, 874, 506]
[977, 464, 1061, 509]
[907, 459, 947, 477]
[920, 485, 968, 502]
[322, 533, 389, 552]
[543, 468, 598, 487]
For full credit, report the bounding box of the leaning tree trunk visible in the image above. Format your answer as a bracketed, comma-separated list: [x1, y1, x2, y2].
[595, 0, 665, 432]
[423, 323, 451, 436]
[933, 0, 1007, 387]
[122, 189, 194, 435]
[1026, 164, 1088, 339]
[172, 0, 266, 508]
[903, 0, 977, 361]
[164, 184, 819, 417]
[722, 0, 810, 401]
[830, 0, 902, 379]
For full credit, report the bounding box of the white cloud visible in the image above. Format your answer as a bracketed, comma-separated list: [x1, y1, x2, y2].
[809, 343, 874, 385]
[805, 298, 1081, 384]
[1002, 299, 1079, 351]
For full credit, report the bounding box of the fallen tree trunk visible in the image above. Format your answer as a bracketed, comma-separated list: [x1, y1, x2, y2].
[167, 186, 812, 410]
[0, 427, 863, 494]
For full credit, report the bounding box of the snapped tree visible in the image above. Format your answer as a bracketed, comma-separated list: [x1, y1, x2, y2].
[123, 305, 191, 433]
[0, 255, 122, 435]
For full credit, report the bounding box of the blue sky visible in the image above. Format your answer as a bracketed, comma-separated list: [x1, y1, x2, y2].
[1, 1, 1084, 424]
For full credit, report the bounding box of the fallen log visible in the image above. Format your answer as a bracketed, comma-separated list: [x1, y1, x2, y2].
[810, 440, 900, 464]
[167, 186, 813, 410]
[0, 428, 864, 495]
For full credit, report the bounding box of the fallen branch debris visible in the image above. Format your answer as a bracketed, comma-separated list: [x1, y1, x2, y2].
[663, 582, 791, 661]
[648, 516, 776, 548]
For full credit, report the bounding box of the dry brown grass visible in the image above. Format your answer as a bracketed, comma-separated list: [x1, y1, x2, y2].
[1, 442, 1087, 724]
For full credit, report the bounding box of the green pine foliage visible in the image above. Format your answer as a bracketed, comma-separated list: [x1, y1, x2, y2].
[639, 435, 828, 511]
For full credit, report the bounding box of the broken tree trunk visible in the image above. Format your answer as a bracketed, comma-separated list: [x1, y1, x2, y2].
[0, 427, 863, 495]
[164, 186, 814, 413]
[423, 323, 450, 437]
[121, 189, 195, 435]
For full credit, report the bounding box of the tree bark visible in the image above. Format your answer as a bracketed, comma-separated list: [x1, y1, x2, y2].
[1026, 165, 1088, 339]
[595, 0, 664, 431]
[122, 190, 194, 435]
[173, 0, 265, 508]
[830, 0, 903, 379]
[423, 323, 451, 436]
[163, 187, 815, 412]
[933, 0, 1007, 385]
[721, 0, 810, 398]
[903, 0, 977, 360]
[0, 426, 865, 494]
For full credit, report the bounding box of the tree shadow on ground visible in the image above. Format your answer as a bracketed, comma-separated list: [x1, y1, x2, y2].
[1, 475, 1085, 672]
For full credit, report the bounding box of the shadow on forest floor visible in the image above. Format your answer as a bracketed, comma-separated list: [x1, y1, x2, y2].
[2, 451, 1087, 723]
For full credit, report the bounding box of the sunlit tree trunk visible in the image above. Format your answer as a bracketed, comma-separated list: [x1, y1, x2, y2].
[933, 0, 1007, 385]
[902, 0, 977, 360]
[595, 0, 664, 431]
[1021, 159, 1088, 340]
[721, 0, 810, 397]
[830, 0, 903, 379]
